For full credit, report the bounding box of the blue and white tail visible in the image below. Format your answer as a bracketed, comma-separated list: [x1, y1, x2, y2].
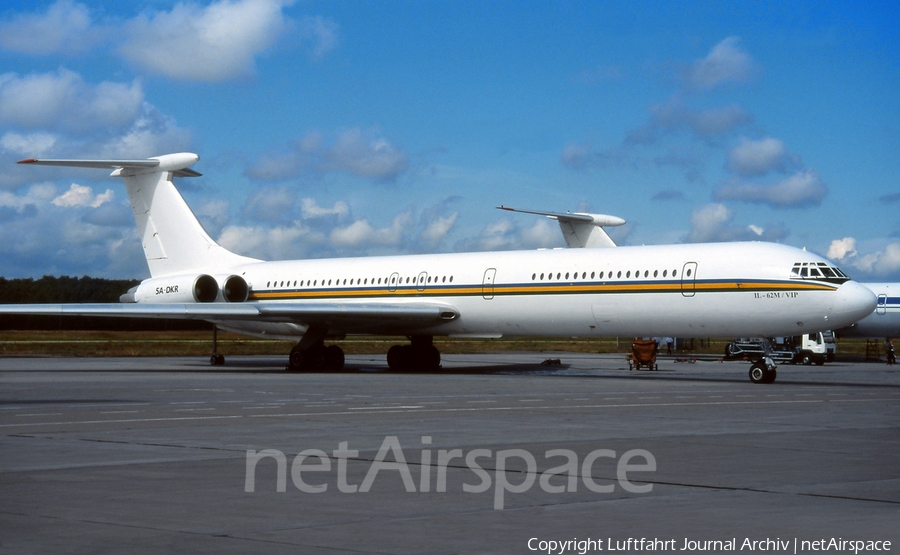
[18, 153, 258, 278]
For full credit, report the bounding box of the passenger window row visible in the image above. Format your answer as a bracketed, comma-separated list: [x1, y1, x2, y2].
[531, 268, 680, 281]
[265, 275, 455, 289]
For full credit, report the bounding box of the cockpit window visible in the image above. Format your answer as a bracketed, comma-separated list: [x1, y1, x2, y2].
[790, 262, 850, 284]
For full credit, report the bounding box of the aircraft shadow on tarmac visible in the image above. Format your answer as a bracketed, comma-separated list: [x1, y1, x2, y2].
[179, 356, 900, 389]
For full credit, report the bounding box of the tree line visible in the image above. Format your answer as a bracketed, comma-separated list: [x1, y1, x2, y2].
[0, 276, 207, 331]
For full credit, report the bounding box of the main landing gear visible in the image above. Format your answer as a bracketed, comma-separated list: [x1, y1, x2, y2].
[288, 342, 345, 372]
[209, 325, 225, 366]
[387, 335, 441, 372]
[286, 325, 345, 372]
[748, 357, 777, 384]
[284, 330, 442, 373]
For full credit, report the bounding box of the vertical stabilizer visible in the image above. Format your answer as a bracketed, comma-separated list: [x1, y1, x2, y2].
[122, 169, 258, 277]
[497, 205, 626, 248]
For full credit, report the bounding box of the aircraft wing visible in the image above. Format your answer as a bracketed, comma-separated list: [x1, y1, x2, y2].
[0, 302, 459, 333]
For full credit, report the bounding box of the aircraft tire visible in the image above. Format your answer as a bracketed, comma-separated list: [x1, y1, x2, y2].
[325, 345, 345, 371]
[764, 367, 777, 383]
[209, 354, 225, 366]
[288, 347, 304, 372]
[749, 363, 767, 384]
[422, 345, 441, 370]
[387, 345, 405, 371]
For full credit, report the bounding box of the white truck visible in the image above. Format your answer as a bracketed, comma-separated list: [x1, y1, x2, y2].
[725, 331, 836, 365]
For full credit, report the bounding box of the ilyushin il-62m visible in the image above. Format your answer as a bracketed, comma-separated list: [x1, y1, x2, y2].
[2, 153, 875, 383]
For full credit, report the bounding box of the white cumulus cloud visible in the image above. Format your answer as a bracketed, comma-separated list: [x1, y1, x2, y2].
[713, 169, 827, 208]
[726, 137, 799, 176]
[119, 0, 294, 82]
[684, 202, 786, 243]
[827, 237, 858, 260]
[0, 0, 101, 56]
[52, 184, 114, 208]
[0, 69, 143, 132]
[0, 132, 58, 157]
[246, 128, 410, 182]
[684, 36, 756, 90]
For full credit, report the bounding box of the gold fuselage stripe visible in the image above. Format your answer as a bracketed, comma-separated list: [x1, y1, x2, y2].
[248, 279, 835, 301]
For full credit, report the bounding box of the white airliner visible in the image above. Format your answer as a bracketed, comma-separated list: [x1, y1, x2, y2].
[837, 283, 900, 339]
[502, 206, 898, 342]
[1, 153, 876, 383]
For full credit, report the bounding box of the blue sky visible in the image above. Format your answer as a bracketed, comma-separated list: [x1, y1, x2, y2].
[1, 0, 898, 280]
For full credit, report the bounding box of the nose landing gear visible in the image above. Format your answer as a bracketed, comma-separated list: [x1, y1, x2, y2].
[749, 358, 777, 384]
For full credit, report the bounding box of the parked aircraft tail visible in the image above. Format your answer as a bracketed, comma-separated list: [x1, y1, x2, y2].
[18, 153, 259, 278]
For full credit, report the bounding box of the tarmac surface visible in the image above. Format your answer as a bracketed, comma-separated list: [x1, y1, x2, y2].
[1, 352, 898, 554]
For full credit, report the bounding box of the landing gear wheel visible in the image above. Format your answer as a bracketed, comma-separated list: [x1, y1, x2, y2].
[749, 363, 766, 384]
[422, 345, 441, 370]
[209, 354, 225, 366]
[387, 345, 405, 371]
[324, 345, 345, 371]
[749, 363, 777, 384]
[288, 346, 305, 372]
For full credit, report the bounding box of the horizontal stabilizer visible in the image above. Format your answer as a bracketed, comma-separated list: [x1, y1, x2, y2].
[18, 153, 202, 177]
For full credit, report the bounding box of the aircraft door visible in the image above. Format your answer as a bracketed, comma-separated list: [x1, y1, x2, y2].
[681, 262, 698, 297]
[417, 271, 428, 292]
[876, 294, 887, 315]
[482, 268, 496, 300]
[389, 272, 400, 293]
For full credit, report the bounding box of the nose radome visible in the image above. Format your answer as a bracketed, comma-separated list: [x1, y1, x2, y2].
[831, 281, 877, 327]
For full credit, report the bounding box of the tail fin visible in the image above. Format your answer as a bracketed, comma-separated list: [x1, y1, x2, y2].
[497, 205, 625, 248]
[18, 153, 259, 277]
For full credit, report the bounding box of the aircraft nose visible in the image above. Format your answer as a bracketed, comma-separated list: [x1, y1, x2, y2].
[830, 281, 877, 327]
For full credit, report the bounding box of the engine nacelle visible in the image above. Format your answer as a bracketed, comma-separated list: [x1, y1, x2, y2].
[132, 274, 249, 303]
[134, 274, 219, 303]
[220, 275, 249, 302]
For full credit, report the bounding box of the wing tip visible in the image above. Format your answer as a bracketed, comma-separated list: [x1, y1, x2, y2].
[17, 158, 37, 164]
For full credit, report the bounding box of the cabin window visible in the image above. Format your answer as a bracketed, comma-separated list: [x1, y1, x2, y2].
[626, 271, 631, 278]
[591, 272, 595, 279]
[565, 272, 569, 280]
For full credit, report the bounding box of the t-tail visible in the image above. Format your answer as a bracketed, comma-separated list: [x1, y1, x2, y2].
[18, 153, 259, 278]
